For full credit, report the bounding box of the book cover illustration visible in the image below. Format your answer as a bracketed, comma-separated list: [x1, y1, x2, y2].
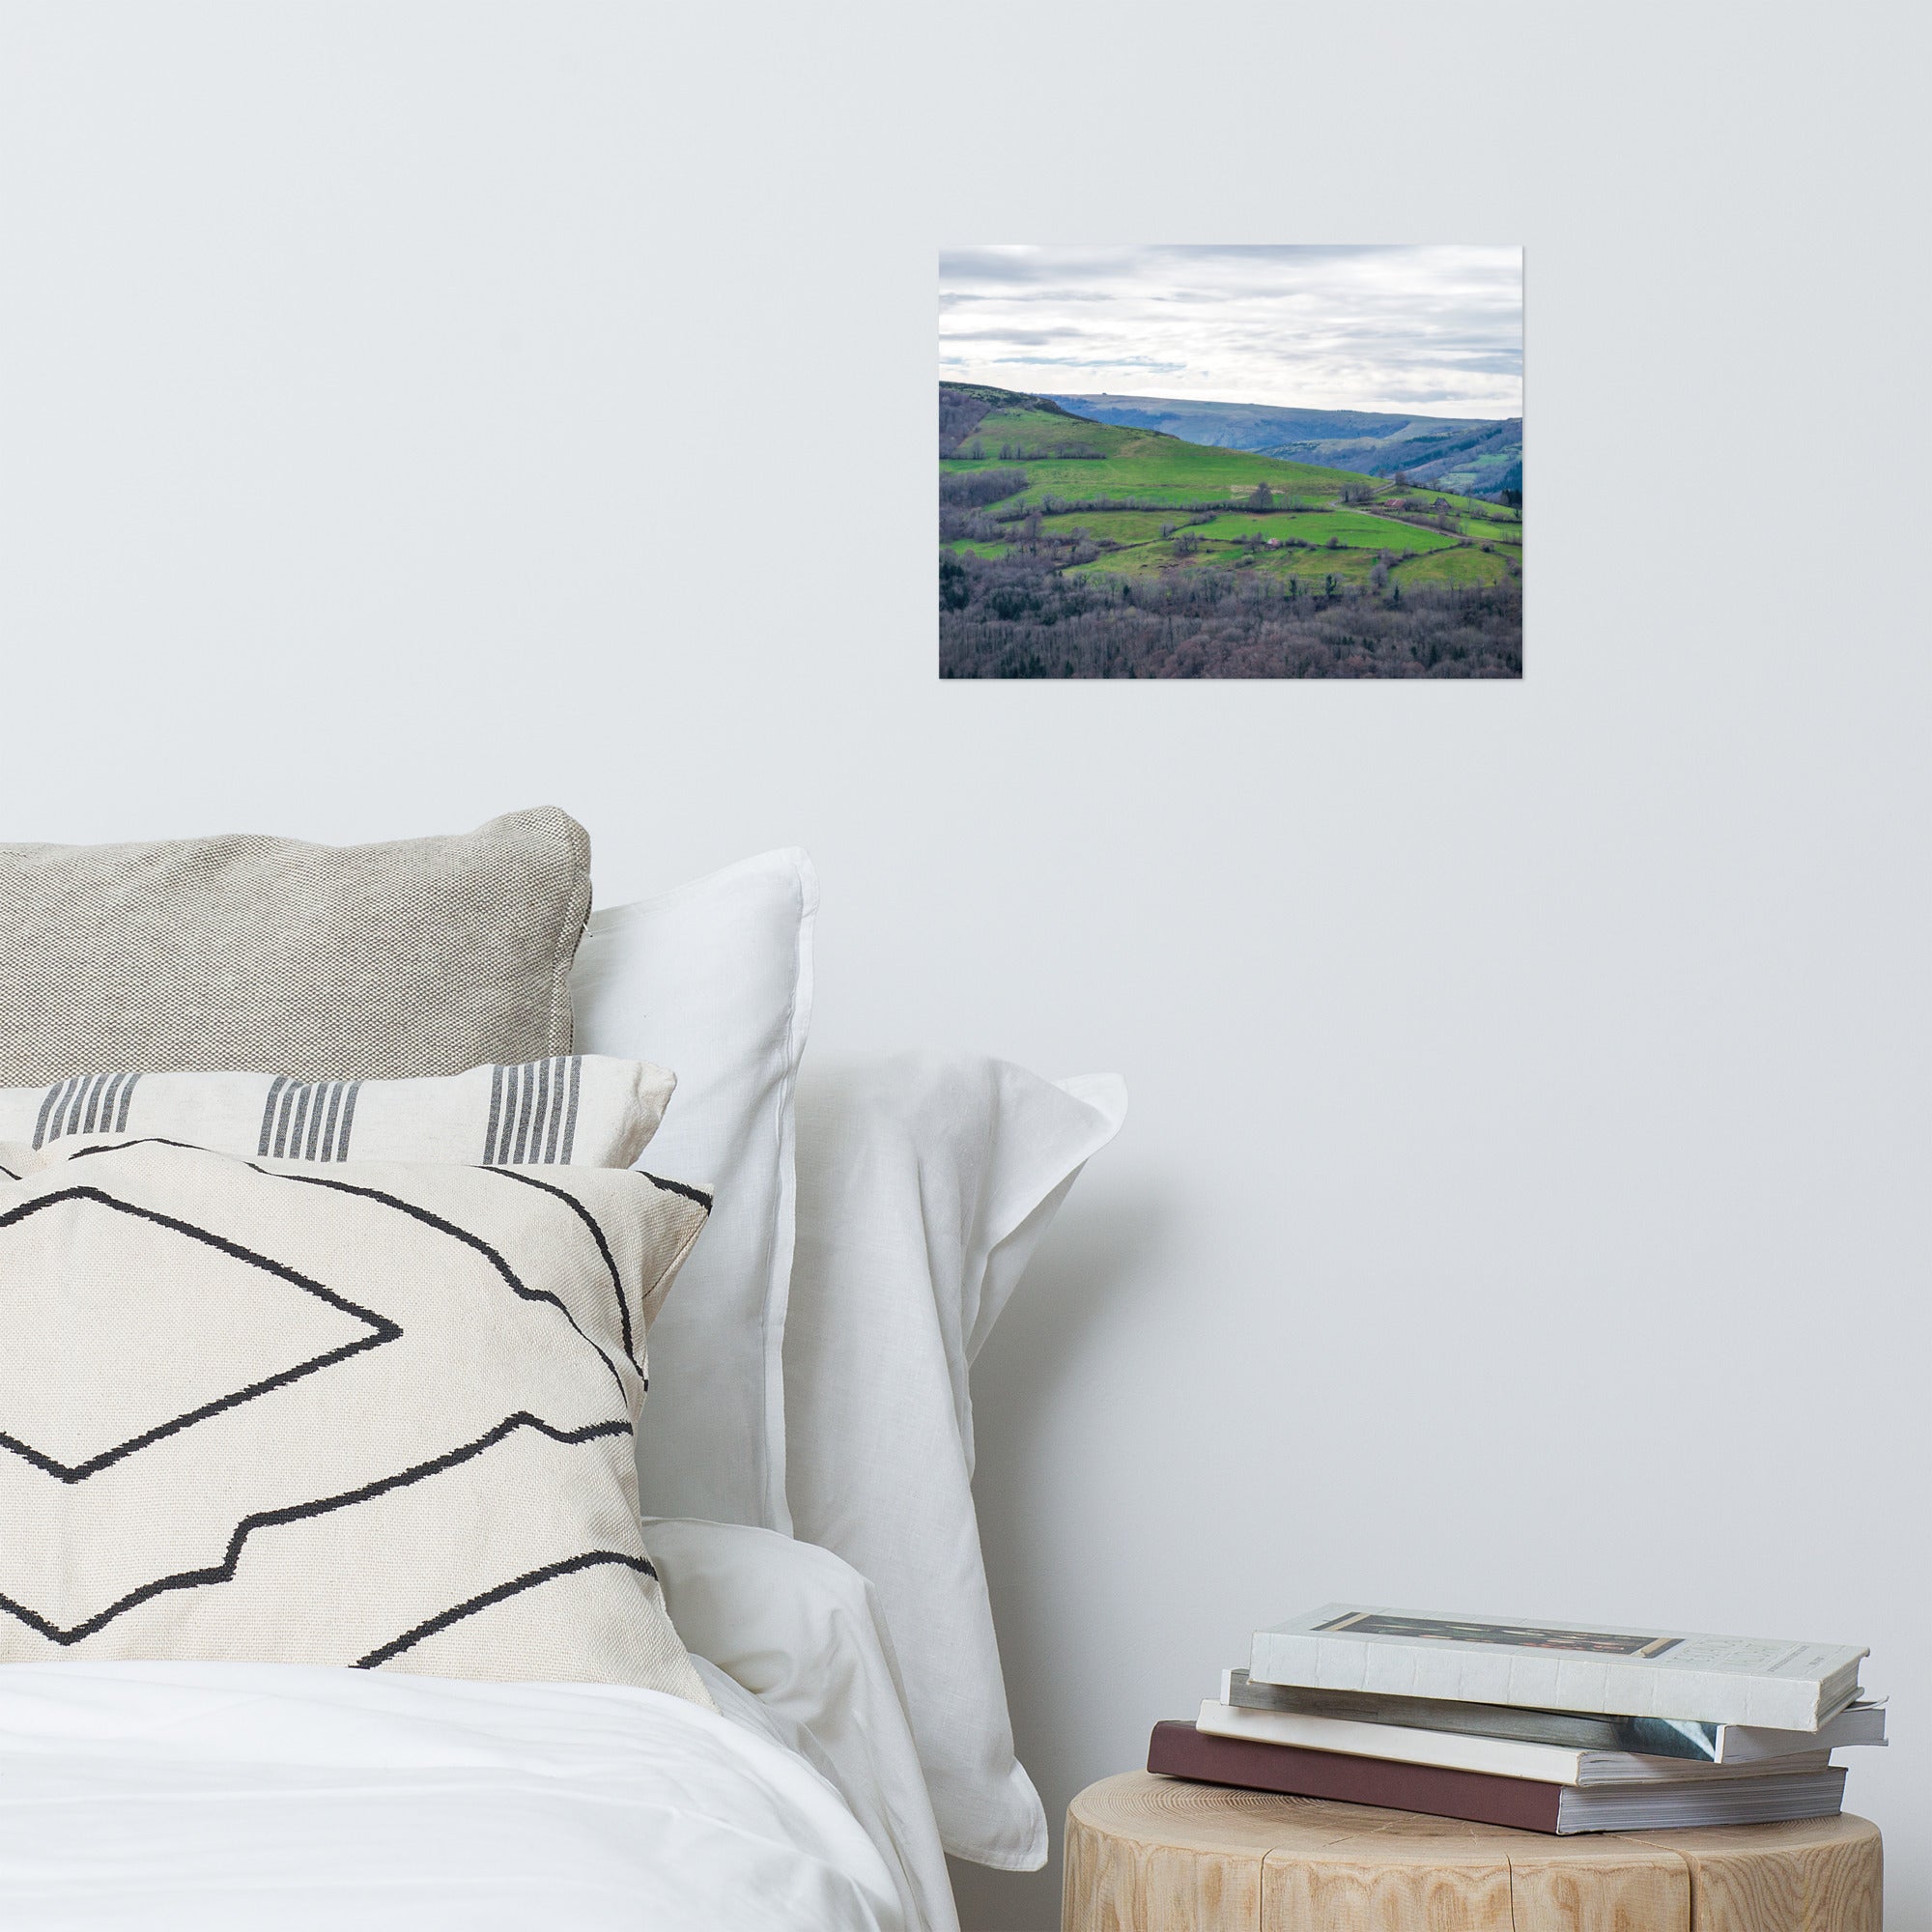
[1318, 1610, 1685, 1660]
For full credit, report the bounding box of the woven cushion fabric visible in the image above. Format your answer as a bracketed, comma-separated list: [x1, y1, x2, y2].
[0, 1135, 710, 1701]
[0, 1056, 674, 1168]
[0, 808, 592, 1085]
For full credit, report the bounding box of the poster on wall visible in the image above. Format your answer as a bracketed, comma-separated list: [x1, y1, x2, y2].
[939, 245, 1522, 679]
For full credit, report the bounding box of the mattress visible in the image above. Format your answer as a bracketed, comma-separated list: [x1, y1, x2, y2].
[0, 1657, 907, 1931]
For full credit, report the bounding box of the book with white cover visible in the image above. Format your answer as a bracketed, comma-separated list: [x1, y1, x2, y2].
[1219, 1668, 1888, 1763]
[1249, 1605, 1867, 1731]
[1153, 1721, 1847, 1835]
[1195, 1700, 1834, 1787]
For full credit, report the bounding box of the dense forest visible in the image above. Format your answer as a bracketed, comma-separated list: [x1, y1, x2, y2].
[940, 543, 1519, 679]
[939, 384, 1520, 680]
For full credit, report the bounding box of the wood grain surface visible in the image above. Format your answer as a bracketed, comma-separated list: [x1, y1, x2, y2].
[1063, 1772, 1882, 1932]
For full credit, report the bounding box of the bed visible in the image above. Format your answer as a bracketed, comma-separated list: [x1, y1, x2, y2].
[0, 814, 1125, 1930]
[0, 1531, 924, 1932]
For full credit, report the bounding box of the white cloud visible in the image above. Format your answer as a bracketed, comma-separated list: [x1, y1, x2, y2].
[937, 244, 1522, 417]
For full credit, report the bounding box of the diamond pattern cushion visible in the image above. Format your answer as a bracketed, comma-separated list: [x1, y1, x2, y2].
[0, 1135, 709, 1700]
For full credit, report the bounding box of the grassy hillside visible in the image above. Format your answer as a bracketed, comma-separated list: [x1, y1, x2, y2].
[939, 381, 1084, 456]
[1045, 390, 1522, 498]
[943, 439, 1368, 510]
[939, 383, 1520, 678]
[940, 384, 1520, 582]
[944, 393, 1367, 508]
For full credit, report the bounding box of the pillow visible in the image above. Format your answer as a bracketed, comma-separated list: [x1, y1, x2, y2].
[571, 850, 815, 1531]
[0, 1134, 709, 1703]
[0, 808, 591, 1085]
[0, 1057, 673, 1168]
[646, 1518, 954, 1932]
[783, 1050, 1127, 1870]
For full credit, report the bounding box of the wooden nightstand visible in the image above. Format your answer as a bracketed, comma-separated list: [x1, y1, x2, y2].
[1063, 1772, 1881, 1931]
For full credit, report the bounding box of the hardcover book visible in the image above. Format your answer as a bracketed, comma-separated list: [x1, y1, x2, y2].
[1249, 1605, 1866, 1731]
[1194, 1700, 1833, 1787]
[1147, 1721, 1848, 1836]
[1219, 1668, 1888, 1763]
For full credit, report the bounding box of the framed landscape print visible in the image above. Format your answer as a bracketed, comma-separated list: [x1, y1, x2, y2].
[939, 245, 1522, 679]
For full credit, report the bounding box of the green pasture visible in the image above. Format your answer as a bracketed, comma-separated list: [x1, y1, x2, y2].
[1062, 538, 1261, 582]
[1461, 518, 1525, 544]
[1383, 490, 1510, 519]
[1253, 547, 1381, 586]
[1184, 513, 1309, 540]
[945, 404, 1370, 508]
[1037, 510, 1180, 544]
[1062, 540, 1195, 580]
[1067, 540, 1382, 589]
[1393, 545, 1513, 587]
[1199, 509, 1462, 552]
[945, 538, 1010, 558]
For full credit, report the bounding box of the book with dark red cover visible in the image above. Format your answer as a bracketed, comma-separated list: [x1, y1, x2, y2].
[1147, 1719, 1566, 1833]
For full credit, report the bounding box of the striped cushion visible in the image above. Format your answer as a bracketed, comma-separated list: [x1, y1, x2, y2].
[0, 1135, 711, 1697]
[0, 1057, 674, 1168]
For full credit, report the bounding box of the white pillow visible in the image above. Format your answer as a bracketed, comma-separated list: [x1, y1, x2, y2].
[783, 1051, 1127, 1870]
[571, 851, 815, 1531]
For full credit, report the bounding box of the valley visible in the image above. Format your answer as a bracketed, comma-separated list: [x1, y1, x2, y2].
[939, 384, 1520, 678]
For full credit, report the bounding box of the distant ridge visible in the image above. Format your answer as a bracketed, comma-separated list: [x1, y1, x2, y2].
[1046, 393, 1520, 497]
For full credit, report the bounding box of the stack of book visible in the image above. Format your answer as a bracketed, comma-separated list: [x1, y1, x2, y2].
[1150, 1605, 1883, 1834]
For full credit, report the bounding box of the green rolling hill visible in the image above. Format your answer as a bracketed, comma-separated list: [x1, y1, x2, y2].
[940, 383, 1520, 591]
[1042, 391, 1521, 497]
[941, 383, 1368, 507]
[938, 383, 1520, 677]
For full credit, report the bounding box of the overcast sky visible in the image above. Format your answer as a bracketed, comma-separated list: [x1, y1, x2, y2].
[939, 245, 1521, 418]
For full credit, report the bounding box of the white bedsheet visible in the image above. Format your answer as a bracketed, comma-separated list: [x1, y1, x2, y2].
[0, 1659, 906, 1931]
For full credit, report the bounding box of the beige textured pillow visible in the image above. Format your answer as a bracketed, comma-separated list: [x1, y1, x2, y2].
[0, 808, 592, 1084]
[0, 1135, 710, 1699]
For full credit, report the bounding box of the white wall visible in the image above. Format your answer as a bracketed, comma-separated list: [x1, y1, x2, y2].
[3, 3, 1925, 1925]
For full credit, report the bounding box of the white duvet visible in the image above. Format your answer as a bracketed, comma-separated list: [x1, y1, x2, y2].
[0, 1659, 906, 1931]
